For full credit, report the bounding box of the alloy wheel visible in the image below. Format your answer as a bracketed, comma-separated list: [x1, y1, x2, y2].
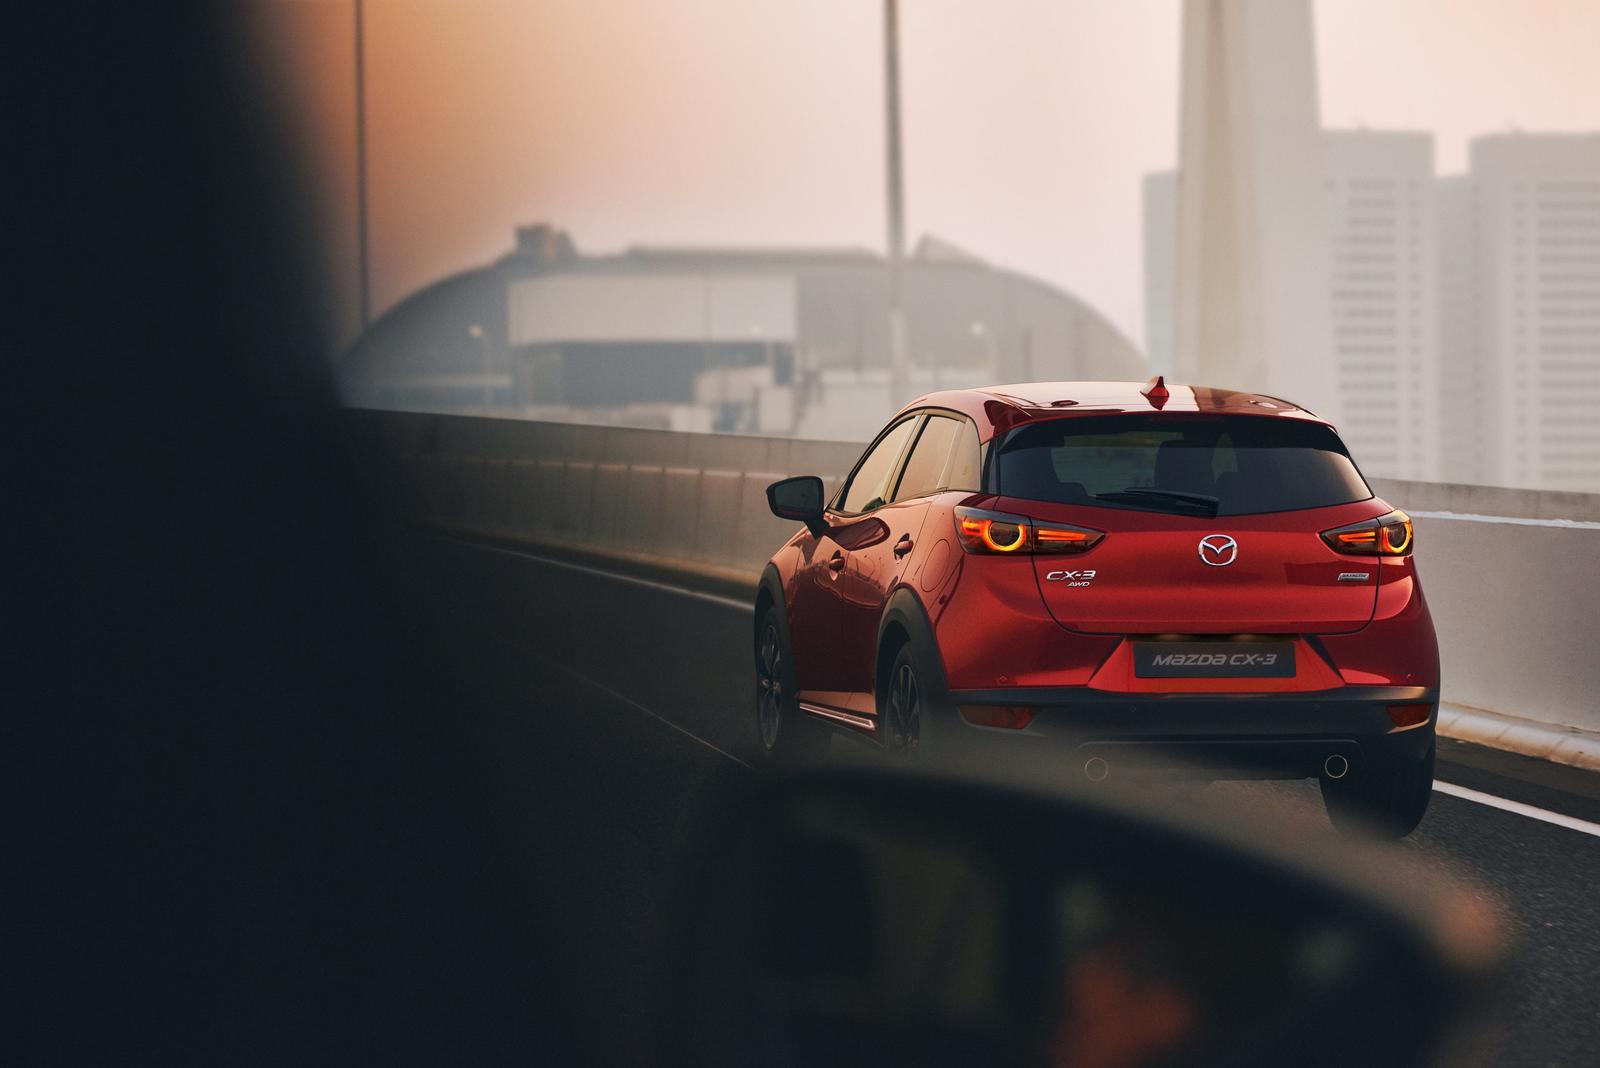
[885, 661, 921, 755]
[757, 622, 783, 752]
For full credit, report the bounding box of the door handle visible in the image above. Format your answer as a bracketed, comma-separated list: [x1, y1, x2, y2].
[827, 551, 846, 572]
[893, 535, 914, 558]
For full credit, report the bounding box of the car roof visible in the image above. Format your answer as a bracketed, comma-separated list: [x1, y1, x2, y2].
[897, 380, 1328, 441]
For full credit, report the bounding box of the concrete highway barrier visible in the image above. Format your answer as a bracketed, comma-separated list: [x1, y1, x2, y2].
[345, 409, 1600, 764]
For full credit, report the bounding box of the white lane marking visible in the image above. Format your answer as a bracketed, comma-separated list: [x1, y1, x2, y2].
[1432, 780, 1600, 839]
[550, 658, 755, 771]
[1410, 510, 1600, 530]
[434, 533, 755, 612]
[482, 631, 755, 770]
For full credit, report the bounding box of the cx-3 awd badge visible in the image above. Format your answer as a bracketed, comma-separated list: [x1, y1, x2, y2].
[1198, 534, 1238, 566]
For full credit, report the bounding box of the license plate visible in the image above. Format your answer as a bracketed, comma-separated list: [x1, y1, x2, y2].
[1133, 642, 1295, 678]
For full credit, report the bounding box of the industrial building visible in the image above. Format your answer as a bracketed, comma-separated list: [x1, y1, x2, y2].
[341, 224, 1146, 440]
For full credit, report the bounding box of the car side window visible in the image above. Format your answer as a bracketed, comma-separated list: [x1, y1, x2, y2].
[893, 415, 967, 501]
[838, 416, 919, 514]
[945, 418, 982, 493]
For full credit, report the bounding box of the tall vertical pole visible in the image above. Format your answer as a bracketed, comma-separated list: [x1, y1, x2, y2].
[354, 0, 371, 332]
[883, 0, 909, 405]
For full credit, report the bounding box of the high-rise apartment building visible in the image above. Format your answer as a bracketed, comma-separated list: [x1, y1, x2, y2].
[1440, 134, 1600, 491]
[1435, 176, 1484, 484]
[1323, 130, 1438, 480]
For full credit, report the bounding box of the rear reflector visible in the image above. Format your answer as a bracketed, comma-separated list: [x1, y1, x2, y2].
[960, 705, 1036, 730]
[1387, 703, 1431, 730]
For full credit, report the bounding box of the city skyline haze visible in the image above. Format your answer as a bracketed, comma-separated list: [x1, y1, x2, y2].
[260, 0, 1600, 350]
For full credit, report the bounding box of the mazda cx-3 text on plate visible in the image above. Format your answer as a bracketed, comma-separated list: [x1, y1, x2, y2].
[755, 379, 1439, 836]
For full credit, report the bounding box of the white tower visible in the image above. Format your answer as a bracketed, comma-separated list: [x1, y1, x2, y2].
[1172, 0, 1340, 422]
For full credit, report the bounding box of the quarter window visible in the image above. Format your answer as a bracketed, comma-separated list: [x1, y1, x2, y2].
[945, 419, 982, 493]
[893, 415, 980, 501]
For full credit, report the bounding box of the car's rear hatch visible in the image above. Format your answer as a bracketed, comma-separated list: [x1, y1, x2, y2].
[1005, 498, 1384, 635]
[992, 411, 1385, 636]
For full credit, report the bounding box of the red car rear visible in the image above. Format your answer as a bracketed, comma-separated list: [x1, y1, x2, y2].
[756, 379, 1439, 836]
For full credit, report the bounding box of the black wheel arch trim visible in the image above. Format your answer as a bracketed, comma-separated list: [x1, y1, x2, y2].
[876, 587, 951, 701]
[755, 564, 787, 648]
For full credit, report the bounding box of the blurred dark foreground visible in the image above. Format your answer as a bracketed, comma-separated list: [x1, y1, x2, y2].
[9, 4, 538, 1061]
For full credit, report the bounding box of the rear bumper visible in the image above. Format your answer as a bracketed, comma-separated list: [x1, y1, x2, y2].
[945, 685, 1437, 780]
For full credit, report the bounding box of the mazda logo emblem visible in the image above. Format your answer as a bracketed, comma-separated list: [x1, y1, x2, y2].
[1198, 534, 1238, 566]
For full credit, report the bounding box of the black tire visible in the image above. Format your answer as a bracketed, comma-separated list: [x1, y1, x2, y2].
[1321, 742, 1435, 839]
[754, 604, 827, 767]
[879, 643, 936, 764]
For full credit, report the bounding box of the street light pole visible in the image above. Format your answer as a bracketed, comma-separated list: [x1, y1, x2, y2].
[969, 321, 999, 382]
[883, 0, 909, 406]
[469, 324, 491, 410]
[354, 0, 371, 332]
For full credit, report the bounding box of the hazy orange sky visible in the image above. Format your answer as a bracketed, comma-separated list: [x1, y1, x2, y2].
[260, 0, 1600, 349]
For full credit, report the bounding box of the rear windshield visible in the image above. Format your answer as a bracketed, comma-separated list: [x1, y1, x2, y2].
[994, 414, 1372, 517]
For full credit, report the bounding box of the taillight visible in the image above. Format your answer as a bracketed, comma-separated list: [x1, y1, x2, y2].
[1320, 509, 1414, 557]
[954, 506, 1103, 555]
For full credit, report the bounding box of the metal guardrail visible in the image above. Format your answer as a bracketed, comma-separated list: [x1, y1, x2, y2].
[346, 409, 1600, 739]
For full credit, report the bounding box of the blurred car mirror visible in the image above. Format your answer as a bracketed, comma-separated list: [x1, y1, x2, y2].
[656, 769, 1507, 1068]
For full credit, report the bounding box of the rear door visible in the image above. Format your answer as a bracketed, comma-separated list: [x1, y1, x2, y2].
[994, 414, 1383, 635]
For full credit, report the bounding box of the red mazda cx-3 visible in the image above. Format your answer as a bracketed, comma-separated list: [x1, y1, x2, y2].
[756, 379, 1439, 836]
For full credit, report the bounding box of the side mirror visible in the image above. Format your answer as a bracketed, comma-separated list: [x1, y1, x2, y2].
[767, 475, 828, 536]
[656, 770, 1506, 1068]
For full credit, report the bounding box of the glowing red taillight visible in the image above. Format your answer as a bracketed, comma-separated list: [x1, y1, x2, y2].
[954, 506, 1102, 556]
[958, 513, 1029, 552]
[1321, 509, 1413, 557]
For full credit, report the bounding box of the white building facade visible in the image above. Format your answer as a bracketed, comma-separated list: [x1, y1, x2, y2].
[1435, 175, 1484, 484]
[1323, 130, 1439, 481]
[1441, 134, 1600, 491]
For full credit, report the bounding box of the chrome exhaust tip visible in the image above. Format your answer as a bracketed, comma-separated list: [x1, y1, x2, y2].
[1084, 756, 1110, 783]
[1323, 753, 1350, 780]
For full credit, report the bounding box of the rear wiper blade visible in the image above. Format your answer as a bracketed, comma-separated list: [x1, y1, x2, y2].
[1092, 488, 1220, 514]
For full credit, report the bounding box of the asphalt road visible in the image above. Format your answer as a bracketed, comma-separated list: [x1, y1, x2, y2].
[375, 529, 1600, 1066]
